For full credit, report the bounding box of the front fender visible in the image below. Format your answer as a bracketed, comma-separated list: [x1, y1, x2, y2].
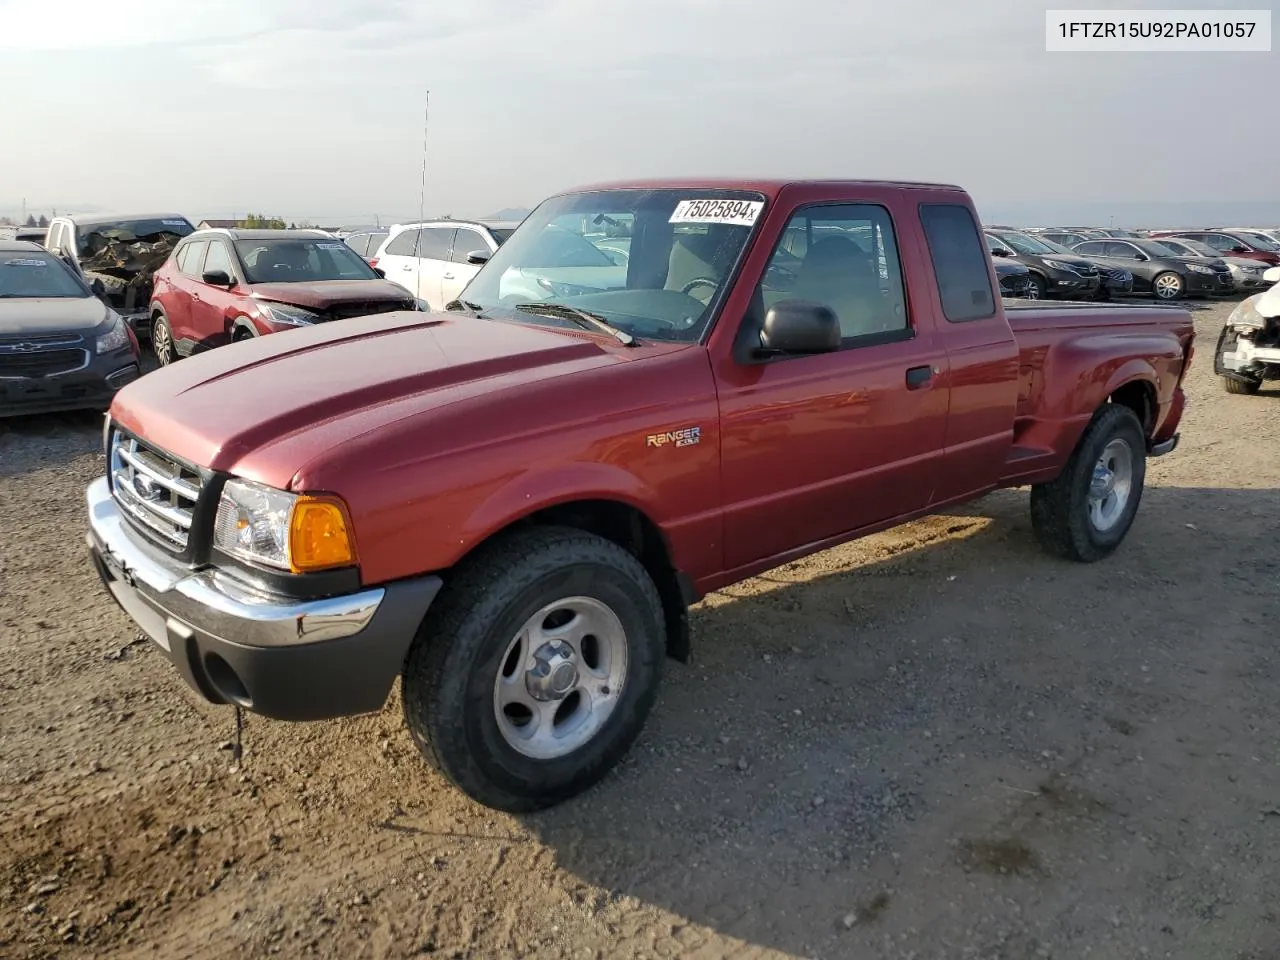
[457, 462, 661, 561]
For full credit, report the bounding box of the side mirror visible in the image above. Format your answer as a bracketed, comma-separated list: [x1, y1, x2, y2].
[202, 269, 234, 287]
[1132, 252, 1148, 261]
[1263, 266, 1280, 284]
[1231, 246, 1250, 255]
[372, 267, 386, 278]
[992, 248, 1015, 258]
[758, 300, 841, 355]
[465, 250, 491, 265]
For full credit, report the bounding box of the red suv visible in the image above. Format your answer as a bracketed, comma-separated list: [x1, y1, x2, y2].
[148, 229, 418, 365]
[1150, 229, 1280, 267]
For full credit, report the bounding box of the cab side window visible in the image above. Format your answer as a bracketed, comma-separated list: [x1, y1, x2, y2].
[178, 241, 209, 278]
[755, 203, 909, 344]
[919, 203, 996, 323]
[384, 229, 420, 256]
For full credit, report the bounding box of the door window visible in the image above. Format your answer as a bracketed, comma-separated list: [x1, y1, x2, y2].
[450, 229, 489, 263]
[202, 241, 234, 280]
[918, 203, 996, 323]
[179, 241, 209, 277]
[383, 228, 421, 257]
[755, 203, 909, 344]
[415, 227, 454, 261]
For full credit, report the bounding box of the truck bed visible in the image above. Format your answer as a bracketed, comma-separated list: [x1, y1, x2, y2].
[999, 300, 1195, 486]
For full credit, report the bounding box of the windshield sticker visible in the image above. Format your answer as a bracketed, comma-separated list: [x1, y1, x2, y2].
[669, 199, 763, 227]
[5, 258, 48, 267]
[161, 219, 188, 227]
[316, 242, 346, 250]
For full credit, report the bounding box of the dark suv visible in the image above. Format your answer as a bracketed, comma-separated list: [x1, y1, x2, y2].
[983, 229, 1101, 299]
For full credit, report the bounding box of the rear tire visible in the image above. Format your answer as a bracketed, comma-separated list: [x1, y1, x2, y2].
[1030, 404, 1147, 563]
[401, 526, 666, 812]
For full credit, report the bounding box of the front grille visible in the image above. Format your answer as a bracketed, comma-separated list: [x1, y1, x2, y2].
[109, 431, 204, 550]
[325, 300, 415, 322]
[0, 347, 88, 378]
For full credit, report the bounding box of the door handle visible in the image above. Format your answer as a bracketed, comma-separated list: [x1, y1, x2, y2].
[442, 272, 455, 280]
[402, 264, 413, 270]
[905, 365, 934, 389]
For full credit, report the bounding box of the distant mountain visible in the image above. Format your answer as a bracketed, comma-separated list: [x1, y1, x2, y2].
[486, 207, 531, 221]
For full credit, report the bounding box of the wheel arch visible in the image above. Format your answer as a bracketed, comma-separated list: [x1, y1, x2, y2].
[230, 315, 258, 340]
[452, 496, 693, 663]
[1106, 375, 1158, 437]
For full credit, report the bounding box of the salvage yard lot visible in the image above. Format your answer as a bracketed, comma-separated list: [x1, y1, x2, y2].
[2, 300, 1279, 959]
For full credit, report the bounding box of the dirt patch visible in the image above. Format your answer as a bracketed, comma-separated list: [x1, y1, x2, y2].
[4, 299, 1280, 958]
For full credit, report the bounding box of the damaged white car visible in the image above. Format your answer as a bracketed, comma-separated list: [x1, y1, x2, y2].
[1215, 266, 1280, 395]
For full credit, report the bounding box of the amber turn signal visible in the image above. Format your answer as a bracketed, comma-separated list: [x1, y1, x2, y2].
[288, 496, 357, 572]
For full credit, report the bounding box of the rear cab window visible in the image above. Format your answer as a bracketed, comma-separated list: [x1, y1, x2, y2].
[918, 203, 996, 323]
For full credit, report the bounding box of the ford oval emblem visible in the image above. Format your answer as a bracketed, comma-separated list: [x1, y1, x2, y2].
[132, 473, 163, 502]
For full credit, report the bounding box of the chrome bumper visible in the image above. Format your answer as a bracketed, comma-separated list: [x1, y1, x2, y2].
[86, 475, 384, 649]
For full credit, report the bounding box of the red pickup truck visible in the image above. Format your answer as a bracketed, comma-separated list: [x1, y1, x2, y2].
[85, 178, 1194, 812]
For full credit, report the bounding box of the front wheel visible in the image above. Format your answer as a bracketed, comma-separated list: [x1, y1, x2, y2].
[1223, 376, 1261, 395]
[402, 527, 666, 811]
[151, 313, 175, 366]
[1026, 274, 1046, 300]
[1152, 271, 1184, 300]
[1030, 404, 1147, 562]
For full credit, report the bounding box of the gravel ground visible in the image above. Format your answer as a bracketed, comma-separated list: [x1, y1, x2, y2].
[2, 298, 1279, 960]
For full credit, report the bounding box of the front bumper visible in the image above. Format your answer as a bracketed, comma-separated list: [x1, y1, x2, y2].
[1045, 273, 1102, 298]
[85, 476, 442, 721]
[1, 356, 139, 417]
[1185, 271, 1235, 295]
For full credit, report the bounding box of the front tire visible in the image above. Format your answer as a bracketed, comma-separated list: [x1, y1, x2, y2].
[1030, 404, 1147, 562]
[151, 313, 175, 366]
[1152, 271, 1184, 301]
[1223, 376, 1261, 395]
[402, 527, 666, 812]
[1026, 274, 1046, 300]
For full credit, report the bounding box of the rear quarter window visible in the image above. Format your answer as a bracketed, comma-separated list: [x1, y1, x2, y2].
[919, 203, 996, 323]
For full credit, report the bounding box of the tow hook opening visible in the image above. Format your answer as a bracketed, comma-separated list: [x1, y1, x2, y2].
[203, 653, 252, 709]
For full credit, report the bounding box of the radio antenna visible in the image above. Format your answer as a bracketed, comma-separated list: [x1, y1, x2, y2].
[417, 90, 430, 229]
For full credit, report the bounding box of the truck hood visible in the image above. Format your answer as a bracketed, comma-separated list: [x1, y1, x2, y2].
[0, 295, 111, 336]
[248, 279, 415, 309]
[108, 310, 645, 485]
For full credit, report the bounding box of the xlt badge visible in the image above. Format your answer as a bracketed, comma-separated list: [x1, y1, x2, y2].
[646, 426, 701, 448]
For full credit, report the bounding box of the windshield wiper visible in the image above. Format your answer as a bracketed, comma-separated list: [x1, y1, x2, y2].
[444, 299, 482, 313]
[513, 302, 636, 346]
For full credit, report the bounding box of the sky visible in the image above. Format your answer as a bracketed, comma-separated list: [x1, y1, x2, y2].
[0, 0, 1276, 227]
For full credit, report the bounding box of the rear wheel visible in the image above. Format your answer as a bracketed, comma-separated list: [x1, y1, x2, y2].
[151, 313, 175, 366]
[1030, 404, 1147, 562]
[401, 527, 666, 812]
[1152, 271, 1184, 300]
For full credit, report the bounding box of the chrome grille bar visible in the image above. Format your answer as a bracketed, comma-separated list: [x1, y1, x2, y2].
[108, 431, 203, 550]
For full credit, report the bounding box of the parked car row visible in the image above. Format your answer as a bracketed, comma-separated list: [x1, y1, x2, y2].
[987, 222, 1280, 301]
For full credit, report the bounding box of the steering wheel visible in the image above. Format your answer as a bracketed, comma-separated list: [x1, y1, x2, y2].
[681, 277, 719, 303]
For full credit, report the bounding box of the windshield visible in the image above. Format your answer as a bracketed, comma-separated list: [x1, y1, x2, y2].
[459, 188, 767, 341]
[1238, 231, 1280, 252]
[996, 231, 1056, 256]
[234, 238, 381, 283]
[0, 249, 90, 298]
[1033, 236, 1075, 255]
[77, 218, 193, 253]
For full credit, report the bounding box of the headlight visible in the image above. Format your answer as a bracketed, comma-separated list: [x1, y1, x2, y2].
[95, 313, 129, 353]
[1226, 296, 1267, 330]
[213, 477, 357, 573]
[1041, 259, 1078, 273]
[1186, 263, 1213, 275]
[258, 302, 322, 327]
